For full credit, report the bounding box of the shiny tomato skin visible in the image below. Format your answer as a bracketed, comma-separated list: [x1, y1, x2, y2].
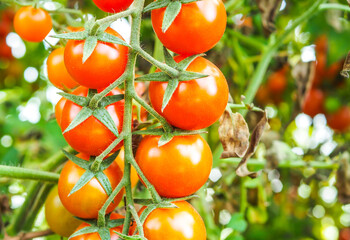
[151, 0, 227, 55]
[302, 89, 325, 117]
[64, 27, 128, 89]
[92, 0, 134, 13]
[71, 213, 123, 240]
[55, 97, 67, 128]
[327, 106, 350, 132]
[142, 201, 206, 240]
[61, 87, 124, 156]
[14, 6, 52, 42]
[58, 153, 124, 219]
[135, 134, 212, 198]
[149, 56, 228, 130]
[45, 186, 82, 237]
[47, 48, 78, 90]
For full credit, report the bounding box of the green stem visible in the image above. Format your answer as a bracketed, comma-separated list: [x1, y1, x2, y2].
[240, 177, 247, 214]
[228, 103, 264, 112]
[0, 166, 59, 182]
[128, 205, 144, 236]
[230, 30, 266, 50]
[319, 3, 350, 13]
[95, 8, 135, 25]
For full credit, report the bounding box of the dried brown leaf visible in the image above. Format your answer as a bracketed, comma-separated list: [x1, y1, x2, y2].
[236, 112, 269, 178]
[291, 61, 315, 110]
[219, 111, 250, 158]
[256, 0, 282, 35]
[336, 152, 350, 204]
[341, 51, 350, 78]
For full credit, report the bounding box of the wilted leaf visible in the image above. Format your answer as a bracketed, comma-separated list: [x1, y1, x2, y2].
[336, 152, 350, 204]
[291, 61, 315, 110]
[341, 51, 350, 78]
[236, 112, 269, 178]
[256, 0, 282, 35]
[219, 110, 249, 158]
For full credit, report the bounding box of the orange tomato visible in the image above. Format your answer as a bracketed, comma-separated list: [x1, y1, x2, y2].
[114, 147, 139, 188]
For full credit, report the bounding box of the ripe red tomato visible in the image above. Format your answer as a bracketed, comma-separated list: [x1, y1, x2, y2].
[58, 153, 124, 219]
[92, 0, 134, 13]
[327, 106, 350, 132]
[151, 0, 227, 55]
[135, 134, 212, 198]
[47, 48, 79, 90]
[64, 27, 128, 89]
[267, 66, 288, 93]
[61, 87, 124, 156]
[45, 186, 82, 237]
[302, 89, 325, 117]
[0, 39, 12, 60]
[55, 97, 67, 128]
[149, 56, 228, 130]
[141, 201, 206, 240]
[71, 213, 124, 240]
[13, 6, 52, 42]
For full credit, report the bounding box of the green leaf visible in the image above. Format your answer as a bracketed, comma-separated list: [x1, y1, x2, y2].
[133, 198, 153, 205]
[84, 18, 96, 32]
[161, 79, 179, 111]
[82, 36, 98, 63]
[100, 151, 120, 171]
[62, 149, 90, 170]
[98, 228, 111, 240]
[69, 170, 95, 196]
[69, 226, 99, 239]
[143, 0, 171, 12]
[180, 0, 198, 3]
[135, 72, 171, 82]
[93, 108, 120, 137]
[96, 22, 111, 35]
[178, 71, 208, 81]
[99, 94, 125, 108]
[88, 89, 98, 98]
[163, 47, 177, 68]
[51, 31, 86, 40]
[63, 107, 93, 134]
[114, 231, 147, 240]
[97, 32, 131, 47]
[107, 219, 124, 228]
[158, 133, 174, 147]
[162, 1, 182, 33]
[227, 213, 248, 233]
[95, 171, 113, 196]
[178, 54, 204, 70]
[58, 92, 89, 107]
[173, 129, 207, 136]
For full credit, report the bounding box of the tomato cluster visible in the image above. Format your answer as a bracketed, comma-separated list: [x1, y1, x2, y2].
[12, 0, 228, 238]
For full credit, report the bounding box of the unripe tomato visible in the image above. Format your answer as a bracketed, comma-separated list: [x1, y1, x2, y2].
[64, 27, 128, 89]
[326, 106, 350, 132]
[151, 0, 227, 55]
[115, 147, 139, 188]
[302, 89, 325, 117]
[71, 213, 124, 240]
[14, 6, 52, 42]
[61, 87, 124, 156]
[149, 56, 229, 130]
[45, 186, 82, 237]
[58, 153, 124, 219]
[92, 0, 134, 13]
[141, 201, 206, 240]
[135, 134, 212, 198]
[55, 97, 67, 128]
[47, 48, 79, 90]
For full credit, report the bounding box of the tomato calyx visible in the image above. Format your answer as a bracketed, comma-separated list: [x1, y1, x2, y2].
[70, 213, 124, 240]
[62, 150, 120, 197]
[53, 18, 130, 63]
[59, 89, 124, 137]
[144, 0, 199, 32]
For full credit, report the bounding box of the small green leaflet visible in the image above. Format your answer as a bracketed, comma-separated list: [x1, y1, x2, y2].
[163, 47, 177, 68]
[158, 132, 174, 147]
[82, 36, 98, 63]
[93, 108, 120, 137]
[51, 31, 86, 40]
[95, 171, 113, 195]
[69, 226, 99, 239]
[162, 1, 182, 33]
[114, 231, 147, 240]
[177, 54, 204, 70]
[63, 107, 93, 134]
[98, 228, 111, 240]
[135, 72, 171, 82]
[98, 32, 131, 47]
[69, 171, 95, 196]
[161, 79, 179, 111]
[99, 94, 125, 108]
[143, 0, 171, 12]
[62, 149, 90, 169]
[58, 92, 89, 106]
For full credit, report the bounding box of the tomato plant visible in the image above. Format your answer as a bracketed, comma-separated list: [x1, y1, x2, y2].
[61, 87, 124, 156]
[135, 134, 212, 197]
[13, 6, 52, 42]
[58, 153, 124, 219]
[302, 88, 325, 117]
[151, 0, 227, 55]
[149, 56, 229, 130]
[141, 201, 206, 240]
[45, 186, 82, 237]
[55, 97, 66, 128]
[114, 147, 139, 188]
[326, 106, 350, 132]
[92, 0, 134, 13]
[47, 47, 78, 90]
[64, 27, 128, 89]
